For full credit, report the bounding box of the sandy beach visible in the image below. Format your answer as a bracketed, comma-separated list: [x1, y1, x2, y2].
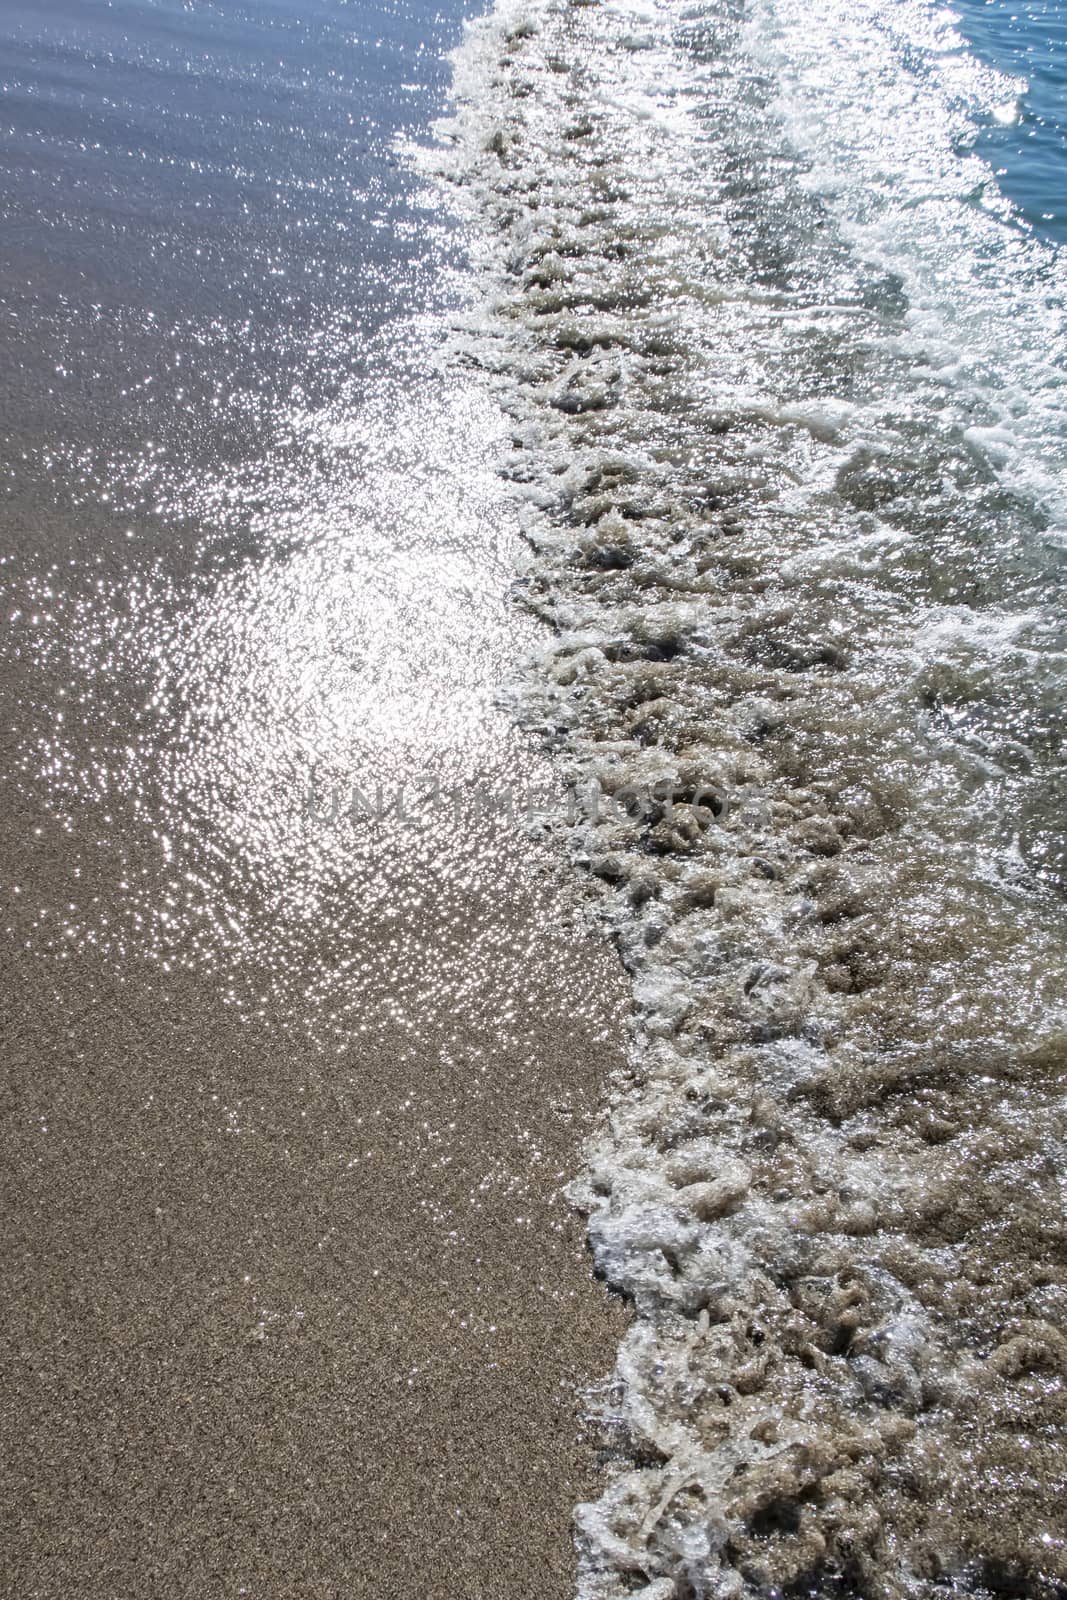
[1, 858, 630, 1598]
[0, 0, 632, 1592]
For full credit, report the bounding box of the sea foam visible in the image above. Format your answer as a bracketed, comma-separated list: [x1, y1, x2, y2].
[423, 0, 1067, 1593]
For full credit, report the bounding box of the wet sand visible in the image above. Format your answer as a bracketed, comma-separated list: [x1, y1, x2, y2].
[0, 355, 635, 1595]
[0, 0, 634, 1590]
[0, 305, 637, 1599]
[1, 872, 630, 1599]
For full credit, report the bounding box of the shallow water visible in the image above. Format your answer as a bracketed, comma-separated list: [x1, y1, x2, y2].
[0, 2, 632, 1594]
[430, 0, 1067, 1593]
[951, 0, 1067, 243]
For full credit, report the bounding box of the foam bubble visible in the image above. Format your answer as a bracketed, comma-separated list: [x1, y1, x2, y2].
[426, 0, 1067, 1592]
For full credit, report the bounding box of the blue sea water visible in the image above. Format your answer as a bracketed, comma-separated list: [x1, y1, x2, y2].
[952, 0, 1067, 242]
[742, 0, 1067, 535]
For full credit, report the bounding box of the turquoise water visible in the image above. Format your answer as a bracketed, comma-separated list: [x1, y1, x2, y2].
[952, 0, 1067, 241]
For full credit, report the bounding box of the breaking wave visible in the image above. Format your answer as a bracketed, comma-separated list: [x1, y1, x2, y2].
[422, 0, 1067, 1593]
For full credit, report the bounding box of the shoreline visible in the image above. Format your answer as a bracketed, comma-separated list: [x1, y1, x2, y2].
[0, 1, 637, 1573]
[0, 711, 634, 1599]
[432, 0, 1067, 1593]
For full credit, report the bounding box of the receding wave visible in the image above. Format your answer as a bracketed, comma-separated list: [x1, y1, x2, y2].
[422, 0, 1067, 1593]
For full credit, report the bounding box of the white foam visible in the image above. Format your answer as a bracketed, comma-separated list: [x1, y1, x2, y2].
[426, 0, 1067, 1592]
[744, 0, 1067, 536]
